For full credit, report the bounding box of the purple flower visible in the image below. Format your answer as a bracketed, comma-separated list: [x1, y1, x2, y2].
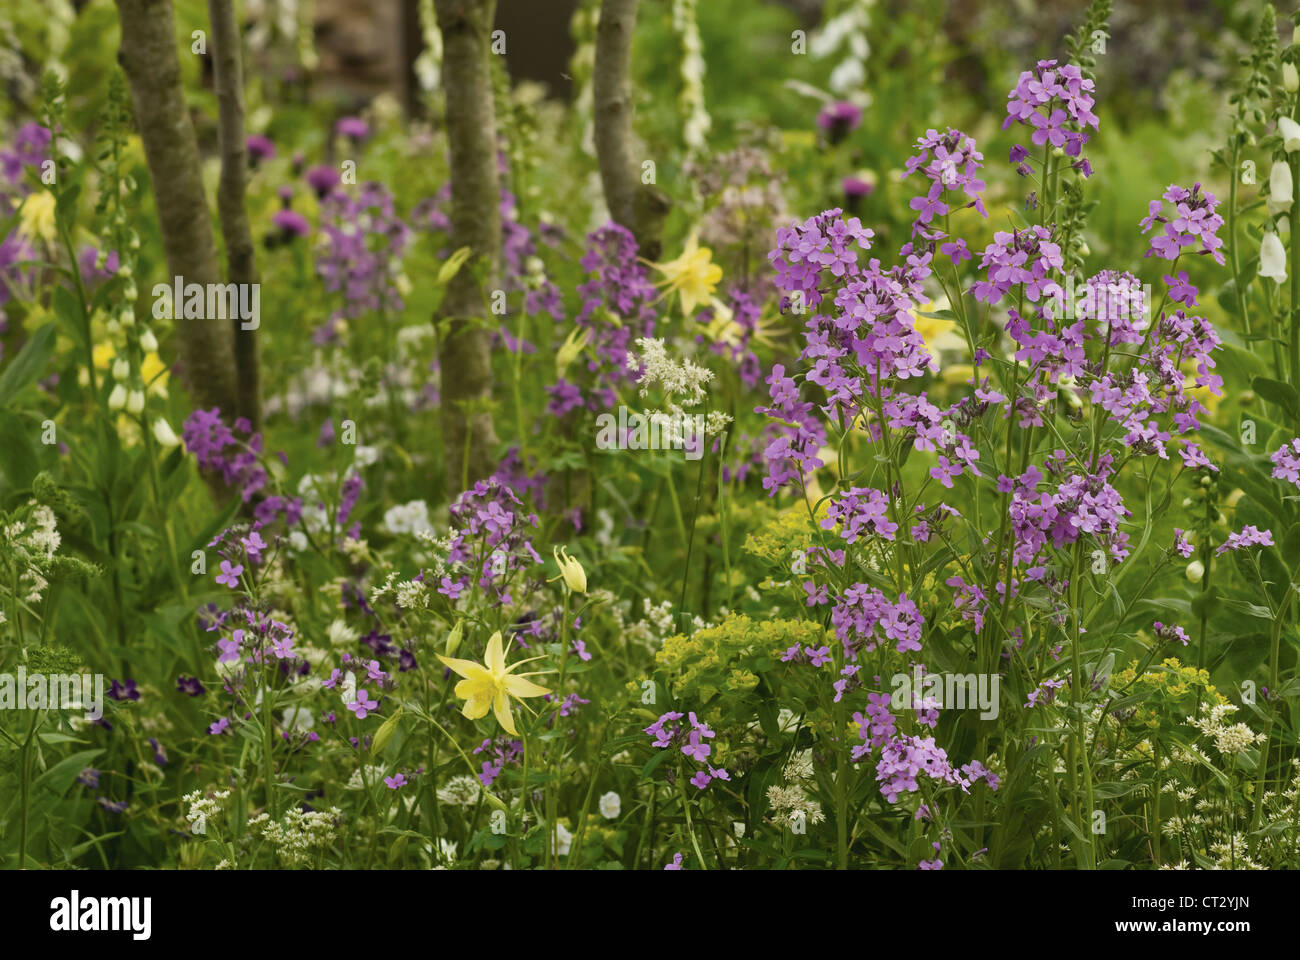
[215, 560, 243, 589]
[107, 679, 140, 702]
[817, 101, 863, 144]
[209, 716, 231, 735]
[384, 773, 408, 789]
[1215, 525, 1273, 557]
[176, 675, 206, 697]
[305, 164, 340, 198]
[348, 688, 379, 719]
[271, 208, 310, 239]
[246, 134, 275, 166]
[334, 116, 370, 141]
[664, 852, 685, 870]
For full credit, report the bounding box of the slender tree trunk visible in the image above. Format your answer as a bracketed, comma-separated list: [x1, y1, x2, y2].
[208, 0, 263, 431]
[114, 0, 238, 418]
[434, 0, 501, 493]
[594, 0, 669, 258]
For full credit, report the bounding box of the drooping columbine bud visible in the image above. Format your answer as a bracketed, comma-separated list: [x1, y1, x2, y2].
[553, 545, 587, 595]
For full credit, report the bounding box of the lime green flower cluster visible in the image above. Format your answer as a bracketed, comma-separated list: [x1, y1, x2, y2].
[656, 613, 833, 701]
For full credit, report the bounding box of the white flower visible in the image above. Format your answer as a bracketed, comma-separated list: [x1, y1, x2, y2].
[1269, 160, 1293, 215]
[1260, 232, 1288, 283]
[1286, 63, 1299, 94]
[354, 445, 379, 467]
[125, 389, 145, 415]
[1279, 116, 1300, 153]
[112, 357, 130, 380]
[384, 499, 434, 536]
[153, 418, 181, 447]
[550, 821, 573, 856]
[327, 619, 358, 648]
[1186, 559, 1204, 583]
[598, 791, 621, 819]
[281, 706, 315, 732]
[140, 328, 158, 353]
[340, 671, 357, 705]
[107, 383, 127, 410]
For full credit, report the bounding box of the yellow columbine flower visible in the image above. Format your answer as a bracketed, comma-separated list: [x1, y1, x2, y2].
[17, 190, 57, 245]
[437, 631, 550, 736]
[650, 232, 722, 317]
[553, 545, 587, 594]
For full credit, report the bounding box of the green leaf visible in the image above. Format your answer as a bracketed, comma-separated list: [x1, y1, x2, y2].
[0, 323, 56, 410]
[1251, 376, 1300, 422]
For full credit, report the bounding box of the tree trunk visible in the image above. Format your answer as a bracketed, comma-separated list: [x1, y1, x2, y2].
[208, 0, 263, 431]
[434, 0, 501, 494]
[114, 0, 238, 419]
[594, 0, 669, 259]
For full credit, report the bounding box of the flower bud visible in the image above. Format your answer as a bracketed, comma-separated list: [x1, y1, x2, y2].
[112, 358, 130, 380]
[107, 383, 127, 410]
[153, 418, 180, 447]
[1286, 63, 1299, 92]
[553, 545, 587, 594]
[1186, 560, 1204, 583]
[1260, 232, 1288, 283]
[140, 328, 158, 354]
[126, 389, 145, 416]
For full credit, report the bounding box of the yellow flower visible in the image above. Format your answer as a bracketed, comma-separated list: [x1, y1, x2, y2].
[437, 631, 550, 736]
[552, 545, 587, 594]
[650, 232, 722, 316]
[17, 190, 57, 245]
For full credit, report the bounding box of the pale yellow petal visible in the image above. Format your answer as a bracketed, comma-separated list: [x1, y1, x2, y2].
[438, 655, 488, 681]
[485, 631, 506, 676]
[493, 689, 517, 735]
[462, 694, 492, 721]
[504, 674, 551, 699]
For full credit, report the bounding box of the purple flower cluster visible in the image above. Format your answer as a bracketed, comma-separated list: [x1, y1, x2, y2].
[1002, 60, 1099, 177]
[822, 486, 898, 543]
[902, 128, 987, 240]
[1215, 525, 1273, 557]
[315, 181, 411, 318]
[474, 735, 523, 787]
[445, 478, 543, 605]
[1270, 438, 1300, 489]
[1140, 183, 1225, 265]
[643, 710, 731, 790]
[831, 584, 924, 656]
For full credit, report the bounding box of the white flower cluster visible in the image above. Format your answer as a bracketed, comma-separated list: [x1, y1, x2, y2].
[766, 784, 825, 830]
[247, 807, 342, 868]
[1187, 702, 1265, 757]
[436, 774, 482, 809]
[671, 0, 711, 156]
[626, 338, 733, 438]
[627, 337, 713, 405]
[183, 788, 231, 836]
[2, 501, 61, 603]
[811, 0, 875, 96]
[384, 499, 434, 537]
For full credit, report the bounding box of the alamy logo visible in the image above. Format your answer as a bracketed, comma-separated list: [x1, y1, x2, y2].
[152, 276, 260, 330]
[890, 667, 1000, 720]
[0, 668, 104, 721]
[595, 406, 705, 461]
[49, 890, 151, 940]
